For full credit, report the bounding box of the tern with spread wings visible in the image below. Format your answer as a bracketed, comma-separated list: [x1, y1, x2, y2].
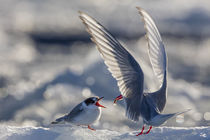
[79, 7, 190, 136]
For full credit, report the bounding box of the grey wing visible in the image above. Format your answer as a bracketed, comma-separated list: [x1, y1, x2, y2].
[65, 103, 84, 122]
[137, 7, 167, 112]
[79, 12, 144, 121]
[51, 103, 84, 124]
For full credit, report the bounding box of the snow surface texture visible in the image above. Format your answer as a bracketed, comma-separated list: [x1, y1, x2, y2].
[0, 125, 209, 140]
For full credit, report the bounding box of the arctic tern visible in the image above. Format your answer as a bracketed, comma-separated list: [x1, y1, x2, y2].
[51, 97, 105, 131]
[79, 7, 190, 135]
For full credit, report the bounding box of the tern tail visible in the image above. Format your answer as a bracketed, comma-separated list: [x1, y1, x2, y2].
[51, 121, 59, 124]
[51, 116, 67, 124]
[174, 109, 191, 116]
[148, 109, 191, 126]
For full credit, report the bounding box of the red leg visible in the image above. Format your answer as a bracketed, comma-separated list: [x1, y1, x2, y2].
[113, 95, 123, 104]
[136, 125, 145, 136]
[144, 126, 152, 134]
[88, 125, 96, 131]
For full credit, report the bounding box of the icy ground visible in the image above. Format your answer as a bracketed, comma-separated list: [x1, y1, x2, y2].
[0, 125, 209, 140]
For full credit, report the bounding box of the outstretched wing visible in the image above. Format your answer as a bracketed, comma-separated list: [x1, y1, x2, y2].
[79, 11, 144, 121]
[137, 7, 167, 86]
[137, 7, 167, 112]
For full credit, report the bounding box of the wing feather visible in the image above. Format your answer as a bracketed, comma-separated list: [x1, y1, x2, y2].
[137, 7, 167, 86]
[79, 11, 144, 121]
[137, 7, 167, 112]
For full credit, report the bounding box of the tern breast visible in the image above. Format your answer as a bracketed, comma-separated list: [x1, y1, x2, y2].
[70, 107, 101, 125]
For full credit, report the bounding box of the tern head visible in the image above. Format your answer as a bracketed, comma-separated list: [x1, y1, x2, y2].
[83, 97, 106, 109]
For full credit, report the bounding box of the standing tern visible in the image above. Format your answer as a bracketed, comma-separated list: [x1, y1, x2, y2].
[51, 97, 105, 131]
[79, 7, 190, 135]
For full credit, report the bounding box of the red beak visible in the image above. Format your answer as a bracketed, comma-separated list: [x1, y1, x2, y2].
[95, 97, 106, 108]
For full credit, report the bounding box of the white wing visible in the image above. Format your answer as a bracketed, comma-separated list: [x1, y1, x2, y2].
[137, 7, 167, 112]
[137, 7, 167, 87]
[79, 11, 144, 121]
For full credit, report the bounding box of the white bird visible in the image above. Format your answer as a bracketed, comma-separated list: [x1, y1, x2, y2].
[51, 97, 105, 131]
[79, 7, 190, 136]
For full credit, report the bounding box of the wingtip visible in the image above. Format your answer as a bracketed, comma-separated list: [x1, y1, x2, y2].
[78, 10, 86, 15]
[78, 10, 82, 14]
[78, 11, 88, 24]
[78, 11, 88, 20]
[78, 11, 84, 20]
[136, 6, 145, 17]
[136, 6, 141, 10]
[78, 11, 94, 24]
[136, 6, 144, 13]
[51, 121, 57, 124]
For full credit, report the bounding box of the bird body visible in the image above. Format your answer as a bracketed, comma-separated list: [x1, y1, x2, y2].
[66, 102, 101, 125]
[79, 7, 190, 135]
[52, 97, 105, 130]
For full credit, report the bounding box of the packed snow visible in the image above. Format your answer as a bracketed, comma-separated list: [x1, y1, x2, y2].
[0, 125, 209, 140]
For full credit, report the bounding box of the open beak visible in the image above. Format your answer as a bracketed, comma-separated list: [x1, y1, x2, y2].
[95, 97, 106, 108]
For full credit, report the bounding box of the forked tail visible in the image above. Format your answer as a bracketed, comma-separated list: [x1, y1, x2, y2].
[149, 109, 191, 126]
[51, 116, 67, 124]
[173, 109, 191, 116]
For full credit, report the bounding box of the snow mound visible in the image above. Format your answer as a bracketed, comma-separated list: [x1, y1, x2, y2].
[0, 125, 209, 140]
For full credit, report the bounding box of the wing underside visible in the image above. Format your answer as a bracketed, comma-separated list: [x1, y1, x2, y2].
[137, 7, 167, 112]
[79, 12, 144, 121]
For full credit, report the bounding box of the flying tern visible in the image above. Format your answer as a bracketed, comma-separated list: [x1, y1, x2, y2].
[79, 7, 190, 135]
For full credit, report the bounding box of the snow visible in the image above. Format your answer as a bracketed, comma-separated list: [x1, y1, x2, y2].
[0, 125, 209, 140]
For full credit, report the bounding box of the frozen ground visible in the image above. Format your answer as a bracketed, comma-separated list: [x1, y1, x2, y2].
[0, 0, 210, 138]
[0, 125, 209, 140]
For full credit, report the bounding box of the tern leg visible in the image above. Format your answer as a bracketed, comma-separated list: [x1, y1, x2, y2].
[88, 125, 96, 131]
[136, 125, 145, 136]
[144, 126, 152, 134]
[114, 95, 123, 104]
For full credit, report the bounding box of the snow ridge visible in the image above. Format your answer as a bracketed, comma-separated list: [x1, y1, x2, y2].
[0, 125, 209, 140]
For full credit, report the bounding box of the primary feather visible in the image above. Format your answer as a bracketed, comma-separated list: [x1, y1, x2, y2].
[137, 7, 168, 113]
[137, 7, 167, 87]
[79, 7, 168, 122]
[79, 12, 144, 121]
